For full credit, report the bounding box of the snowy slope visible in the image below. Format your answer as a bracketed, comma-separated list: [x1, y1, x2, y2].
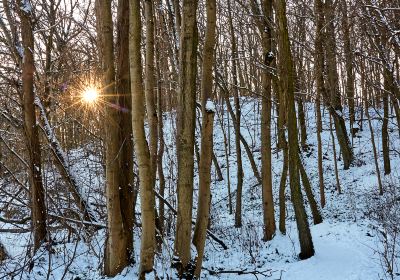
[0, 98, 399, 280]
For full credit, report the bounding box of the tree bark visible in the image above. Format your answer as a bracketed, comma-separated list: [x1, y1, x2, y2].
[341, 0, 355, 135]
[314, 0, 326, 207]
[226, 0, 244, 228]
[324, 0, 353, 170]
[116, 0, 135, 264]
[18, 0, 47, 253]
[382, 68, 391, 175]
[250, 0, 276, 241]
[130, 0, 156, 277]
[174, 0, 199, 273]
[192, 0, 216, 277]
[145, 0, 159, 186]
[276, 0, 314, 260]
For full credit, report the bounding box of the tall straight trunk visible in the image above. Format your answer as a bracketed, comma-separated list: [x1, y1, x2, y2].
[316, 96, 325, 206]
[192, 0, 216, 277]
[116, 0, 134, 264]
[276, 0, 314, 260]
[217, 102, 233, 214]
[382, 69, 391, 175]
[330, 115, 342, 194]
[174, 0, 199, 272]
[145, 0, 159, 186]
[325, 0, 353, 170]
[341, 0, 355, 134]
[296, 11, 308, 149]
[227, 0, 244, 228]
[98, 0, 129, 275]
[362, 64, 383, 195]
[18, 0, 47, 252]
[129, 0, 156, 277]
[314, 0, 326, 207]
[155, 26, 166, 233]
[250, 0, 276, 241]
[298, 97, 307, 150]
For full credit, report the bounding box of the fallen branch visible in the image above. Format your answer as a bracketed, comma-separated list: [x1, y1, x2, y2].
[203, 267, 274, 279]
[35, 96, 96, 224]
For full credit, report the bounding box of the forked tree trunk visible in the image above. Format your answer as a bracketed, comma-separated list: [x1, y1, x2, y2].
[192, 0, 216, 277]
[174, 0, 199, 273]
[276, 0, 314, 260]
[129, 0, 156, 277]
[18, 0, 47, 253]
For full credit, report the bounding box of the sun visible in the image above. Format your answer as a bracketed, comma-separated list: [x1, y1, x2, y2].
[82, 87, 99, 103]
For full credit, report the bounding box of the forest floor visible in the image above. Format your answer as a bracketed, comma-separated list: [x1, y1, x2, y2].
[1, 98, 399, 279]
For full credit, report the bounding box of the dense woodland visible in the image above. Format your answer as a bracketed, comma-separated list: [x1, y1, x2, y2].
[0, 0, 399, 279]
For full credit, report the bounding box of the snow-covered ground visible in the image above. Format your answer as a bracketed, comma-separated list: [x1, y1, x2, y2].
[1, 98, 399, 279]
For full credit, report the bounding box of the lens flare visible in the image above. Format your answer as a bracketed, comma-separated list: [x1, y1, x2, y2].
[82, 88, 98, 103]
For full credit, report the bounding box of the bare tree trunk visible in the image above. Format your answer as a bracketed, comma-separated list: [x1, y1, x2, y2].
[361, 62, 383, 195]
[129, 0, 156, 276]
[341, 0, 355, 135]
[97, 0, 131, 275]
[382, 69, 391, 175]
[116, 0, 134, 264]
[325, 0, 353, 170]
[155, 32, 166, 234]
[314, 0, 326, 207]
[217, 103, 233, 214]
[227, 0, 244, 228]
[18, 0, 47, 252]
[174, 0, 199, 273]
[330, 115, 342, 194]
[299, 162, 323, 224]
[192, 0, 216, 277]
[316, 97, 325, 206]
[250, 0, 276, 241]
[0, 242, 7, 263]
[365, 95, 384, 195]
[276, 0, 314, 259]
[279, 143, 288, 235]
[145, 0, 159, 186]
